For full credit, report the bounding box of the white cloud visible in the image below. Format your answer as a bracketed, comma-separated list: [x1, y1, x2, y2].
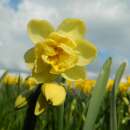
[0, 0, 60, 71]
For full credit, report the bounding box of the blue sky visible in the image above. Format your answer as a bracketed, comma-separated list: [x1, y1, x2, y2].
[8, 0, 21, 10]
[0, 0, 130, 77]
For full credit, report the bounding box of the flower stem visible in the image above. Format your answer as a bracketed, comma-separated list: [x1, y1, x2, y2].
[53, 107, 58, 130]
[57, 104, 64, 130]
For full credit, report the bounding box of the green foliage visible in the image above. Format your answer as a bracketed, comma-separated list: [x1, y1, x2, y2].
[83, 57, 112, 130]
[110, 62, 126, 130]
[0, 82, 26, 130]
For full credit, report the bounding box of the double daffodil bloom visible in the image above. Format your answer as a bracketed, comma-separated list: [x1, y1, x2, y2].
[25, 18, 97, 83]
[35, 83, 66, 115]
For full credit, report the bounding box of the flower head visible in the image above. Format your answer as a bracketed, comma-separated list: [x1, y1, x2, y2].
[35, 83, 66, 115]
[24, 18, 97, 83]
[106, 80, 114, 92]
[75, 79, 96, 95]
[119, 82, 129, 94]
[3, 74, 18, 86]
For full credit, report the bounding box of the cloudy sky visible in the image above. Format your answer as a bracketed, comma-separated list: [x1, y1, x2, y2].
[0, 0, 130, 77]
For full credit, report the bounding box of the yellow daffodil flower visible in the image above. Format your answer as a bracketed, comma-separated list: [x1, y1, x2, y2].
[75, 79, 96, 94]
[24, 18, 97, 83]
[127, 76, 130, 85]
[106, 80, 114, 92]
[66, 80, 74, 89]
[119, 82, 129, 94]
[3, 74, 18, 86]
[35, 83, 66, 115]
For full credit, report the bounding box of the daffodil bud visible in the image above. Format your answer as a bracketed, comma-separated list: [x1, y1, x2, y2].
[15, 95, 28, 109]
[42, 83, 66, 106]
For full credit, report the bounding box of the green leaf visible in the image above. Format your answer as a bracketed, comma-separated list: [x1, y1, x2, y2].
[115, 62, 127, 95]
[57, 104, 64, 130]
[83, 57, 112, 130]
[110, 62, 126, 130]
[0, 70, 8, 83]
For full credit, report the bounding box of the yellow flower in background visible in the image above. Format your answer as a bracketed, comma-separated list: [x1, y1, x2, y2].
[127, 76, 130, 85]
[75, 79, 96, 94]
[66, 80, 73, 89]
[35, 83, 66, 115]
[106, 80, 114, 92]
[3, 74, 18, 86]
[119, 82, 129, 94]
[25, 77, 38, 90]
[24, 18, 97, 83]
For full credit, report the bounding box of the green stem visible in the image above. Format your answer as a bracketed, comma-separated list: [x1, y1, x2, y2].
[57, 104, 64, 130]
[47, 107, 53, 130]
[64, 111, 72, 130]
[53, 107, 58, 130]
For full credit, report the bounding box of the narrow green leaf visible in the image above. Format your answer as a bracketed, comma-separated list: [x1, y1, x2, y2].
[115, 62, 127, 95]
[57, 104, 64, 130]
[83, 57, 112, 130]
[110, 62, 126, 130]
[0, 70, 8, 83]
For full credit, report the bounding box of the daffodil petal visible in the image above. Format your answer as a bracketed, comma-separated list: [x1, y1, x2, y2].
[15, 95, 28, 109]
[62, 66, 86, 81]
[77, 39, 97, 66]
[34, 93, 46, 116]
[24, 47, 35, 69]
[33, 43, 57, 83]
[32, 67, 57, 83]
[42, 39, 57, 56]
[42, 83, 66, 106]
[58, 43, 77, 55]
[49, 32, 77, 48]
[34, 43, 49, 73]
[49, 52, 78, 74]
[32, 59, 57, 83]
[58, 18, 86, 36]
[28, 19, 54, 44]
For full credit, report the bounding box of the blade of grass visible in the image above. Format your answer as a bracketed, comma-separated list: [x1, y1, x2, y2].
[110, 62, 126, 130]
[0, 70, 8, 83]
[83, 57, 112, 130]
